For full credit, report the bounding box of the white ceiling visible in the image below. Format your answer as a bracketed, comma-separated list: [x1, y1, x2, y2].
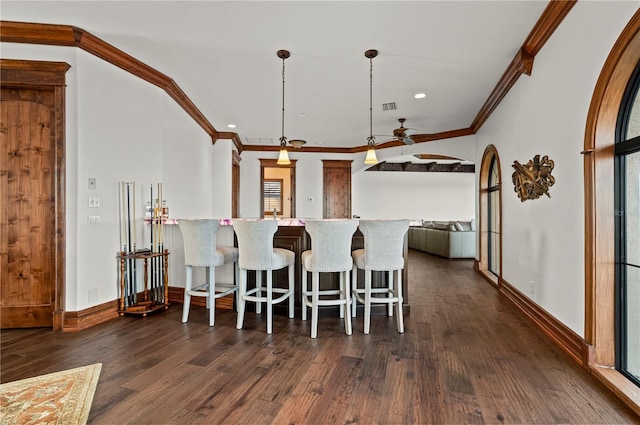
[3, 1, 549, 149]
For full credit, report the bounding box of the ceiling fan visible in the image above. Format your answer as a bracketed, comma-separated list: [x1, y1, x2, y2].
[379, 118, 418, 145]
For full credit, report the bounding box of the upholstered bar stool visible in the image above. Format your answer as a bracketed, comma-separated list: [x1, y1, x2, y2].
[301, 219, 359, 338]
[178, 219, 239, 327]
[233, 219, 295, 334]
[352, 219, 410, 334]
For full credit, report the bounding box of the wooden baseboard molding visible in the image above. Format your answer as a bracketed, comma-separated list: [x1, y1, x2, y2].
[61, 287, 233, 332]
[498, 278, 587, 367]
[63, 300, 119, 332]
[168, 286, 233, 310]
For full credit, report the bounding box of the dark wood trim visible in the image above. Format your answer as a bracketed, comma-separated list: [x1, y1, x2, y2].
[321, 160, 353, 168]
[470, 2, 576, 132]
[406, 128, 476, 145]
[218, 132, 244, 153]
[232, 150, 241, 219]
[62, 300, 119, 332]
[0, 59, 70, 87]
[0, 21, 78, 46]
[243, 145, 354, 154]
[499, 278, 588, 368]
[522, 1, 578, 56]
[470, 48, 534, 132]
[1, 20, 219, 144]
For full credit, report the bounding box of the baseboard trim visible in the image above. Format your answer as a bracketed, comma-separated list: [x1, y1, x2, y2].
[62, 300, 119, 332]
[498, 277, 587, 368]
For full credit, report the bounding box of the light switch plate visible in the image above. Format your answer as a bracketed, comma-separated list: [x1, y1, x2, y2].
[88, 177, 97, 190]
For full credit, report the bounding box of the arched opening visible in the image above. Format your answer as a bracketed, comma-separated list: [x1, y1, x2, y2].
[478, 145, 502, 287]
[585, 8, 640, 407]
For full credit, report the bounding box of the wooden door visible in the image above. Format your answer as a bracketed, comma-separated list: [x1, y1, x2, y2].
[323, 160, 352, 218]
[1, 60, 68, 329]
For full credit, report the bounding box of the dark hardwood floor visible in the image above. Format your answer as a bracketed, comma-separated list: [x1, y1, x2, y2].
[1, 250, 638, 424]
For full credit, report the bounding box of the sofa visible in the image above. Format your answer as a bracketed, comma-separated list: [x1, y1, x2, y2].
[408, 220, 476, 259]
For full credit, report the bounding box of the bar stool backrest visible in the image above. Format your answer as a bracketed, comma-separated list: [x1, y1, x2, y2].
[358, 220, 410, 271]
[305, 220, 358, 272]
[233, 219, 279, 270]
[178, 219, 222, 267]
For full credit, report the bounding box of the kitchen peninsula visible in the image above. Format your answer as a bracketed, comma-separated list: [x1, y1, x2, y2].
[223, 218, 410, 317]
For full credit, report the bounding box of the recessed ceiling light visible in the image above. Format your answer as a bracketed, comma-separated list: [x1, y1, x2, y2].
[227, 124, 236, 128]
[414, 93, 426, 99]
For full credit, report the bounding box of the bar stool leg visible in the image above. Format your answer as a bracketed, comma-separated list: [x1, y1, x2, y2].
[266, 271, 273, 334]
[288, 263, 295, 318]
[311, 271, 319, 338]
[182, 266, 193, 323]
[364, 269, 372, 335]
[344, 270, 352, 336]
[236, 269, 247, 330]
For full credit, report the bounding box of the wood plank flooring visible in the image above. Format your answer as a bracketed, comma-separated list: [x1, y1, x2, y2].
[1, 250, 638, 424]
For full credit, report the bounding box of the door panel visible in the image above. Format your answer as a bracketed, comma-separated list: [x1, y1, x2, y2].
[1, 92, 56, 328]
[323, 160, 352, 219]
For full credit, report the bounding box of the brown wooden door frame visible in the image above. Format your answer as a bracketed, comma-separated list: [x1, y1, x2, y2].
[232, 150, 241, 218]
[259, 159, 296, 218]
[1, 59, 68, 329]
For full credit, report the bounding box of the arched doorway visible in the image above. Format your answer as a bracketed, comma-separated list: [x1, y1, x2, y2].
[478, 145, 502, 287]
[584, 8, 640, 406]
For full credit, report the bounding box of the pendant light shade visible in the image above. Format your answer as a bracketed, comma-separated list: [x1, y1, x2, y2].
[364, 146, 378, 164]
[277, 147, 291, 165]
[276, 49, 302, 165]
[364, 49, 379, 165]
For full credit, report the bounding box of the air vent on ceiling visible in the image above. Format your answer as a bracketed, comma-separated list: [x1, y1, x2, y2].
[382, 102, 397, 111]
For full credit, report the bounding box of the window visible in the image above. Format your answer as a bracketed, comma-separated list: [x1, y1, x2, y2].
[615, 63, 640, 387]
[263, 179, 283, 216]
[488, 156, 501, 276]
[479, 145, 502, 285]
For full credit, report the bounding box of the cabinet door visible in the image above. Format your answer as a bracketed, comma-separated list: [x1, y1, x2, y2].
[323, 160, 352, 219]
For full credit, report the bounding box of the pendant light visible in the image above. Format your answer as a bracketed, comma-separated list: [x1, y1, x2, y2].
[276, 50, 306, 164]
[364, 49, 379, 165]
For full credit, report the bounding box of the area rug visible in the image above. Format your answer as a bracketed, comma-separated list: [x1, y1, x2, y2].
[0, 363, 102, 425]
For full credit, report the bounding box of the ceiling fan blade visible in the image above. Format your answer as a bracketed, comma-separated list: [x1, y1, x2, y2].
[403, 136, 415, 145]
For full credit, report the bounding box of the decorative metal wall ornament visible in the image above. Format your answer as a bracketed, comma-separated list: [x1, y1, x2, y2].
[511, 154, 555, 201]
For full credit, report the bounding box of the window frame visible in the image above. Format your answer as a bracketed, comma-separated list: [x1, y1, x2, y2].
[263, 178, 283, 216]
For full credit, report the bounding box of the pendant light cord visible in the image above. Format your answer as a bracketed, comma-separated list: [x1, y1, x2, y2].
[280, 56, 287, 147]
[368, 54, 375, 147]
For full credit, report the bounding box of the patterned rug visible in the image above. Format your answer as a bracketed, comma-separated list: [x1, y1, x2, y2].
[0, 363, 102, 425]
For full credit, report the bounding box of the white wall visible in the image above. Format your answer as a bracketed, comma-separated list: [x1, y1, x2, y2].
[1, 42, 230, 311]
[239, 137, 476, 221]
[353, 136, 476, 220]
[474, 1, 638, 336]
